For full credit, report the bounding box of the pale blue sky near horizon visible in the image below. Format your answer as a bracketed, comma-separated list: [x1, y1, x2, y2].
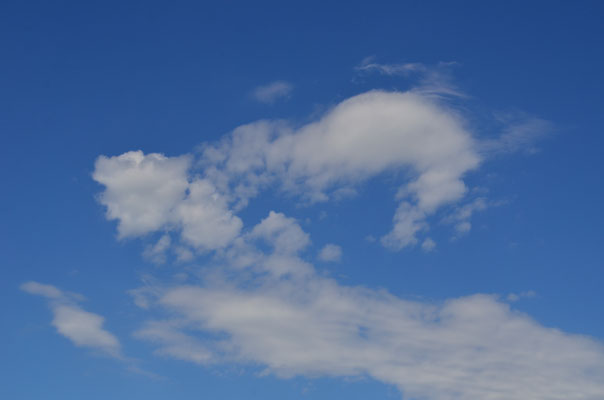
[2, 1, 604, 399]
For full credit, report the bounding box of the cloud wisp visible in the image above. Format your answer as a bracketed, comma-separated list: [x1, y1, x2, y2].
[252, 81, 293, 104]
[355, 57, 466, 98]
[21, 281, 122, 358]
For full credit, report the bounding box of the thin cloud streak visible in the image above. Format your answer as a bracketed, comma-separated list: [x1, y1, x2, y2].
[21, 281, 122, 358]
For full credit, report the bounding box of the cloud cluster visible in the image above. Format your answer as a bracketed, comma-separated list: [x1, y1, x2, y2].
[355, 58, 466, 98]
[82, 86, 592, 399]
[21, 282, 121, 358]
[131, 213, 604, 400]
[94, 90, 484, 255]
[94, 151, 242, 252]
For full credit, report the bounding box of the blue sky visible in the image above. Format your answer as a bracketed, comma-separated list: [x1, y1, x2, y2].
[2, 1, 604, 399]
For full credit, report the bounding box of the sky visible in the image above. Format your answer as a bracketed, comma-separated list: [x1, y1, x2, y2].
[2, 1, 604, 399]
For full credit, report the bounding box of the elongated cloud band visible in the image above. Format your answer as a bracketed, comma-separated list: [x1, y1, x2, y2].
[21, 282, 121, 358]
[131, 213, 604, 400]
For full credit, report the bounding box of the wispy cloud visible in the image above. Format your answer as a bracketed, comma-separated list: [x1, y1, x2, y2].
[252, 81, 293, 104]
[318, 243, 342, 262]
[481, 114, 553, 155]
[21, 281, 122, 358]
[355, 57, 466, 98]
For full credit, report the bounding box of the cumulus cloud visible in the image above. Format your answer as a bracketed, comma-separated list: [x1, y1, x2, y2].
[249, 211, 310, 255]
[93, 88, 553, 256]
[95, 90, 481, 252]
[93, 152, 242, 255]
[318, 243, 342, 262]
[176, 179, 243, 251]
[85, 78, 586, 398]
[131, 214, 604, 400]
[199, 90, 480, 249]
[252, 81, 293, 104]
[93, 151, 191, 238]
[21, 282, 121, 358]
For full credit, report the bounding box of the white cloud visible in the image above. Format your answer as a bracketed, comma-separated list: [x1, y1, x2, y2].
[252, 81, 293, 104]
[200, 90, 481, 249]
[441, 197, 489, 237]
[21, 281, 121, 358]
[176, 179, 242, 251]
[93, 151, 191, 238]
[507, 290, 537, 302]
[134, 320, 212, 364]
[132, 214, 604, 400]
[249, 211, 310, 255]
[86, 78, 586, 398]
[93, 153, 242, 253]
[481, 115, 552, 155]
[143, 234, 171, 264]
[95, 90, 487, 252]
[421, 237, 436, 252]
[318, 243, 342, 262]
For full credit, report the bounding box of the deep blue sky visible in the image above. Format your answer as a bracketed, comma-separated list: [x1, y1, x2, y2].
[2, 1, 604, 399]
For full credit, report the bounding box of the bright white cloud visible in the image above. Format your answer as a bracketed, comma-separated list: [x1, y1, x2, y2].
[132, 214, 604, 400]
[199, 90, 480, 249]
[175, 179, 242, 251]
[93, 151, 191, 238]
[93, 153, 242, 254]
[318, 243, 342, 262]
[21, 282, 121, 358]
[86, 80, 584, 399]
[252, 81, 293, 104]
[95, 90, 488, 251]
[249, 211, 310, 255]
